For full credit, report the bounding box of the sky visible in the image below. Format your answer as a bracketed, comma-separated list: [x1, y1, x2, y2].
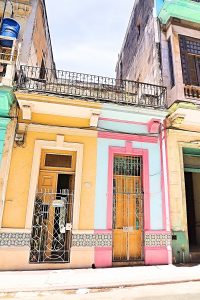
[45, 0, 134, 78]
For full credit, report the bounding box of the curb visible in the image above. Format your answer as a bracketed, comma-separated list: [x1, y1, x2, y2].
[1, 278, 200, 294]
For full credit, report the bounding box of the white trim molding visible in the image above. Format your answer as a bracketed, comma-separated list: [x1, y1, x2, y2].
[25, 140, 84, 230]
[18, 123, 97, 137]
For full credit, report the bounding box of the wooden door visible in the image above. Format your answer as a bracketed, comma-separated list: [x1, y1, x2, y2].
[38, 171, 58, 259]
[113, 156, 143, 262]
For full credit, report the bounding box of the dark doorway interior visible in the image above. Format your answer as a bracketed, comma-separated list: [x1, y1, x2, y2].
[185, 172, 197, 249]
[52, 174, 71, 259]
[57, 174, 70, 194]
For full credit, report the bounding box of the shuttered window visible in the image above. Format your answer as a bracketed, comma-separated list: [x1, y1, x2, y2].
[179, 35, 200, 86]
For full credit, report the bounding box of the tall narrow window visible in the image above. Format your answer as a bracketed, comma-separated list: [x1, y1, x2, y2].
[167, 38, 175, 88]
[39, 58, 46, 80]
[179, 35, 200, 86]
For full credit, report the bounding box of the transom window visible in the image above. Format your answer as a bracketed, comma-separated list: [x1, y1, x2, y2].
[45, 154, 72, 168]
[40, 150, 76, 172]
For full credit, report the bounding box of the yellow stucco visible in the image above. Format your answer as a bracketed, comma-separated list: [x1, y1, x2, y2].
[2, 130, 97, 229]
[167, 128, 200, 231]
[18, 112, 91, 128]
[0, 247, 94, 271]
[2, 93, 101, 230]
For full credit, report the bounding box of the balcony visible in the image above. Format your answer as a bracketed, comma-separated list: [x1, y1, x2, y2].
[17, 65, 166, 109]
[184, 85, 200, 99]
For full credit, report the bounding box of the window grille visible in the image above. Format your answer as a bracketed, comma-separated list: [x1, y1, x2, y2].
[179, 35, 200, 86]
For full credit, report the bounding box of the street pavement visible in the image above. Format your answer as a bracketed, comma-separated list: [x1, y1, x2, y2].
[1, 264, 200, 299]
[1, 281, 200, 299]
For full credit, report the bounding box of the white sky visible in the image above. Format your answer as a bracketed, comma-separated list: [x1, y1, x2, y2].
[45, 0, 134, 78]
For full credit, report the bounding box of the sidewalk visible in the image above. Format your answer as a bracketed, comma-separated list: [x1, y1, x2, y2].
[1, 264, 200, 293]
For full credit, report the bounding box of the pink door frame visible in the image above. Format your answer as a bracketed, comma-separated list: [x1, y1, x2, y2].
[107, 142, 150, 231]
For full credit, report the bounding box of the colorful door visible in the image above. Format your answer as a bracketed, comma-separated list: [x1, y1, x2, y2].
[30, 171, 74, 263]
[113, 155, 143, 262]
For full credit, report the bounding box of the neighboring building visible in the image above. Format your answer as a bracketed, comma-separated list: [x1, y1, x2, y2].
[0, 66, 169, 270]
[0, 0, 55, 85]
[116, 0, 200, 263]
[0, 0, 55, 235]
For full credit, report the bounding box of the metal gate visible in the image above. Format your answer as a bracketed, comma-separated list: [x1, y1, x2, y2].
[30, 190, 74, 263]
[113, 155, 144, 262]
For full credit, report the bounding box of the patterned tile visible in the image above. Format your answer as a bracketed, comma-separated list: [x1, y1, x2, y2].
[0, 232, 31, 247]
[145, 233, 171, 247]
[0, 232, 171, 248]
[0, 232, 112, 247]
[72, 234, 112, 247]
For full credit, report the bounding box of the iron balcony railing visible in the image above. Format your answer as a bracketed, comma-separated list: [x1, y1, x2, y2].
[17, 65, 166, 109]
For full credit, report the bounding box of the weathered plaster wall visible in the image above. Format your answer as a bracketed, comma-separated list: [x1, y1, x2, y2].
[167, 128, 200, 262]
[116, 0, 162, 85]
[29, 0, 54, 69]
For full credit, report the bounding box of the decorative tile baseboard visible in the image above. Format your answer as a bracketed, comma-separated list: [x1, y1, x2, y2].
[0, 232, 171, 248]
[0, 232, 31, 247]
[145, 233, 171, 247]
[72, 234, 112, 247]
[0, 232, 112, 248]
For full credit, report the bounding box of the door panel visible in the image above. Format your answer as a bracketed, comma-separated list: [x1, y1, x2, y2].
[38, 171, 57, 193]
[113, 230, 127, 261]
[38, 172, 57, 259]
[129, 231, 142, 259]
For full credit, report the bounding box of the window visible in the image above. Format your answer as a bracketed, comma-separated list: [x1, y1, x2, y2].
[179, 35, 200, 86]
[40, 150, 76, 172]
[137, 23, 141, 40]
[45, 154, 72, 168]
[168, 38, 175, 88]
[39, 58, 46, 80]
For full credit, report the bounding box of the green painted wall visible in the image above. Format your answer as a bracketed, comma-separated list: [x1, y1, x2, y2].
[159, 0, 200, 25]
[172, 231, 190, 264]
[0, 87, 15, 163]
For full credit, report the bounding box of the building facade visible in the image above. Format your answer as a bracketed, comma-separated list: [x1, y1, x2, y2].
[0, 0, 55, 234]
[116, 0, 200, 263]
[0, 67, 170, 270]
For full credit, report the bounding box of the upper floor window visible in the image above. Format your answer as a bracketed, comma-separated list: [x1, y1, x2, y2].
[168, 37, 175, 88]
[39, 58, 46, 80]
[179, 35, 200, 86]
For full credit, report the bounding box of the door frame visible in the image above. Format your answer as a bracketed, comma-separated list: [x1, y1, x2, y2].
[107, 144, 150, 234]
[25, 139, 83, 230]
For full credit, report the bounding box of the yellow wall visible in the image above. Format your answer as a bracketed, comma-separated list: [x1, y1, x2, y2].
[167, 128, 200, 231]
[2, 123, 98, 230]
[18, 112, 90, 128]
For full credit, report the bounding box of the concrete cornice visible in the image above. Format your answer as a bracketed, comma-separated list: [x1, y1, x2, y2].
[19, 123, 97, 137]
[15, 92, 102, 109]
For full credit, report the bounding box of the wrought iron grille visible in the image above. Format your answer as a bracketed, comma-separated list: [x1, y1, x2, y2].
[30, 190, 74, 263]
[17, 65, 166, 109]
[113, 156, 144, 262]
